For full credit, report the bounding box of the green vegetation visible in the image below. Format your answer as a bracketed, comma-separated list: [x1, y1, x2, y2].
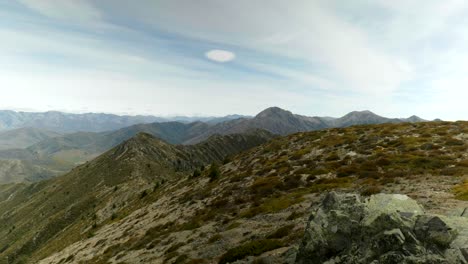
[266, 224, 295, 239]
[360, 185, 383, 196]
[454, 181, 468, 200]
[192, 169, 201, 178]
[218, 239, 283, 264]
[208, 163, 221, 181]
[241, 191, 305, 218]
[3, 121, 468, 263]
[208, 234, 223, 243]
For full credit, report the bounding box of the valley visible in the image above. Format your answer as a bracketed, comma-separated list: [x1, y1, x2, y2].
[0, 108, 429, 184]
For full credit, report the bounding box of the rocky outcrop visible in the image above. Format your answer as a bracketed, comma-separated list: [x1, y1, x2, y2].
[296, 192, 468, 264]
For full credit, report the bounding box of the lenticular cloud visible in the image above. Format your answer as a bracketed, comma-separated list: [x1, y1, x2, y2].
[205, 49, 236, 62]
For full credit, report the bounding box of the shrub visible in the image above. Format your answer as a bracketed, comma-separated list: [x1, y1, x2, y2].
[457, 160, 468, 167]
[336, 165, 359, 178]
[410, 157, 446, 169]
[250, 176, 282, 196]
[192, 169, 201, 178]
[166, 242, 185, 254]
[281, 175, 302, 190]
[361, 185, 382, 196]
[210, 198, 229, 209]
[445, 138, 464, 146]
[208, 234, 223, 243]
[223, 156, 232, 165]
[179, 220, 201, 231]
[241, 193, 304, 218]
[208, 163, 221, 181]
[295, 167, 328, 177]
[358, 170, 380, 179]
[375, 157, 391, 166]
[454, 181, 468, 200]
[174, 254, 189, 264]
[266, 224, 294, 239]
[226, 221, 241, 230]
[287, 211, 305, 220]
[325, 152, 340, 161]
[218, 239, 283, 264]
[440, 167, 463, 176]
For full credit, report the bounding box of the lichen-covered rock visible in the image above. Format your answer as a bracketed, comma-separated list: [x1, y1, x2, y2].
[296, 192, 468, 264]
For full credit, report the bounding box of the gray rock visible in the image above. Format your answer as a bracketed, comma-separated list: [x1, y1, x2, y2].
[295, 192, 468, 264]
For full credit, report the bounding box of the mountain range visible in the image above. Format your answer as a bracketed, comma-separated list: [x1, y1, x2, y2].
[0, 107, 429, 184]
[0, 110, 250, 133]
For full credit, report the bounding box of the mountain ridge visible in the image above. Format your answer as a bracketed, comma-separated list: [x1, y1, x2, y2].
[0, 121, 465, 263]
[0, 107, 430, 184]
[0, 130, 274, 263]
[0, 110, 250, 133]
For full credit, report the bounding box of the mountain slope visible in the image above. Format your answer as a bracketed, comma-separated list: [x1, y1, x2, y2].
[0, 131, 273, 263]
[0, 108, 429, 184]
[326, 110, 398, 127]
[186, 107, 428, 144]
[0, 160, 61, 184]
[186, 107, 328, 143]
[0, 122, 213, 182]
[0, 127, 62, 150]
[37, 121, 467, 263]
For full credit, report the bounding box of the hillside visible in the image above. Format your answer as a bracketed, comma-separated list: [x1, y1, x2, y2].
[0, 131, 273, 264]
[0, 160, 61, 184]
[0, 121, 466, 263]
[0, 122, 213, 183]
[0, 127, 61, 150]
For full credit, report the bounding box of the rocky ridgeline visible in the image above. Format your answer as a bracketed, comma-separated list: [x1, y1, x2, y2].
[296, 192, 468, 264]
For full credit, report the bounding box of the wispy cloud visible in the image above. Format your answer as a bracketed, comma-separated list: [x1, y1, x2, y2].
[1, 0, 468, 119]
[17, 0, 103, 24]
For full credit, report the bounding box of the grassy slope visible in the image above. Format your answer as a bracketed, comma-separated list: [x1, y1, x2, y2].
[32, 121, 468, 264]
[0, 131, 272, 264]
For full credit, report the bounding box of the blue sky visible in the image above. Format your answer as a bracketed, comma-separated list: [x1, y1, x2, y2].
[1, 0, 468, 120]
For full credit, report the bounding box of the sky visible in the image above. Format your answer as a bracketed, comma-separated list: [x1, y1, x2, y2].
[1, 0, 468, 120]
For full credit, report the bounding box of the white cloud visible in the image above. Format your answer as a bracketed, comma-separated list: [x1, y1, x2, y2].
[205, 50, 236, 63]
[125, 1, 413, 94]
[4, 0, 468, 119]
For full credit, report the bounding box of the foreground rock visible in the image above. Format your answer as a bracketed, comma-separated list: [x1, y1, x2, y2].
[296, 192, 468, 264]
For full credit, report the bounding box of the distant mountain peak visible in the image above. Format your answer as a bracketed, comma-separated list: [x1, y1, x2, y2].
[255, 107, 292, 118]
[404, 115, 426, 123]
[345, 110, 377, 116]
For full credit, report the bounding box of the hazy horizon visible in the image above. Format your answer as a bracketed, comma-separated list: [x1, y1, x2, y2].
[0, 107, 443, 121]
[2, 1, 468, 120]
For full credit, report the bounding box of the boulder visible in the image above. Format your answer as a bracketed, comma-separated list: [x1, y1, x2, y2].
[295, 192, 468, 264]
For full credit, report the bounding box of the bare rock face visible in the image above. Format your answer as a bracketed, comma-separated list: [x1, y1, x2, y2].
[295, 192, 468, 264]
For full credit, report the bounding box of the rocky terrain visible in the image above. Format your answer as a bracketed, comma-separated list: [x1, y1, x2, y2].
[0, 121, 466, 263]
[0, 130, 273, 263]
[296, 192, 468, 263]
